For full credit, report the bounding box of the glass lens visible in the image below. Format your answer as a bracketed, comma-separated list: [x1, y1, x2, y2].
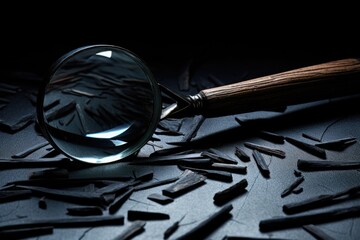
[38, 45, 161, 164]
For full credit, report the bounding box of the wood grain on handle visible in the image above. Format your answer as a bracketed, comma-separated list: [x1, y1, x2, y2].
[199, 58, 360, 117]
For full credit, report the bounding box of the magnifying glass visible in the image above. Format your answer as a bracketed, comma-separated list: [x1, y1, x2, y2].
[37, 44, 360, 164]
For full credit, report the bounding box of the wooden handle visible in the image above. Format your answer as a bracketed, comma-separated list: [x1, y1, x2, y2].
[198, 58, 360, 117]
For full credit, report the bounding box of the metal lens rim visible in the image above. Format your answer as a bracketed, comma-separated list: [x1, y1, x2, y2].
[37, 44, 162, 163]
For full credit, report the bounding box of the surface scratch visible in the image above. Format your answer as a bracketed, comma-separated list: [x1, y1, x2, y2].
[0, 201, 20, 218]
[79, 227, 94, 240]
[229, 218, 246, 225]
[129, 198, 155, 207]
[235, 171, 261, 219]
[320, 116, 346, 141]
[316, 183, 336, 193]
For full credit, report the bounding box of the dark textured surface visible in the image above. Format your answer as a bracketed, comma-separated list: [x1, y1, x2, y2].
[1, 44, 360, 239]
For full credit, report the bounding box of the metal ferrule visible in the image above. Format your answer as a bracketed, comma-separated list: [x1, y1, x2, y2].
[187, 93, 205, 113]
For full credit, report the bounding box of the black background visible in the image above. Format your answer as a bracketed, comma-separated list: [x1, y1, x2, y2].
[1, 15, 360, 77]
[1, 16, 360, 240]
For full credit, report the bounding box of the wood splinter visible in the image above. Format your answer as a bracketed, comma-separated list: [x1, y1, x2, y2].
[281, 176, 305, 198]
[175, 204, 233, 240]
[66, 206, 103, 216]
[147, 193, 174, 205]
[127, 210, 170, 221]
[244, 142, 285, 159]
[283, 184, 360, 214]
[162, 169, 207, 198]
[297, 159, 360, 171]
[234, 146, 250, 162]
[38, 196, 47, 209]
[213, 179, 248, 205]
[113, 220, 146, 240]
[259, 205, 360, 232]
[302, 224, 336, 240]
[252, 150, 270, 177]
[285, 137, 326, 159]
[163, 215, 186, 239]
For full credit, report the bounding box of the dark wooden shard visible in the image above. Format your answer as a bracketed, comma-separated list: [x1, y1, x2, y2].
[113, 220, 145, 240]
[180, 115, 205, 142]
[43, 98, 60, 111]
[38, 196, 47, 209]
[129, 157, 212, 167]
[0, 157, 71, 169]
[4, 178, 123, 189]
[163, 215, 185, 239]
[281, 176, 305, 198]
[133, 171, 154, 182]
[302, 224, 336, 240]
[297, 159, 360, 171]
[234, 146, 250, 162]
[39, 148, 62, 158]
[158, 118, 184, 133]
[134, 153, 204, 162]
[16, 185, 105, 206]
[108, 188, 134, 214]
[315, 137, 357, 151]
[0, 215, 124, 231]
[0, 190, 32, 203]
[147, 193, 174, 205]
[95, 180, 138, 196]
[76, 103, 89, 134]
[222, 236, 293, 240]
[154, 129, 184, 136]
[211, 163, 247, 174]
[0, 113, 35, 133]
[259, 205, 360, 232]
[11, 141, 50, 158]
[244, 142, 285, 159]
[0, 226, 53, 239]
[175, 204, 233, 240]
[58, 113, 75, 126]
[178, 165, 233, 182]
[208, 148, 238, 162]
[213, 179, 248, 205]
[133, 176, 180, 191]
[202, 148, 238, 164]
[127, 210, 170, 221]
[67, 206, 103, 216]
[149, 146, 190, 157]
[45, 100, 76, 121]
[292, 187, 303, 194]
[285, 137, 326, 159]
[293, 169, 302, 177]
[302, 133, 321, 142]
[162, 169, 207, 197]
[252, 150, 270, 177]
[256, 130, 285, 144]
[62, 88, 100, 98]
[283, 185, 360, 214]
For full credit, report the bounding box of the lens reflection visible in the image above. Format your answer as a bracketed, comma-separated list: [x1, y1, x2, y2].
[40, 45, 161, 164]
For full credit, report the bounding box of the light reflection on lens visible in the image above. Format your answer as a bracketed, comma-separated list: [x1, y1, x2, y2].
[86, 125, 131, 139]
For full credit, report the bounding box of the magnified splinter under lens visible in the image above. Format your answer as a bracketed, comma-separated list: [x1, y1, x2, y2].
[40, 45, 161, 164]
